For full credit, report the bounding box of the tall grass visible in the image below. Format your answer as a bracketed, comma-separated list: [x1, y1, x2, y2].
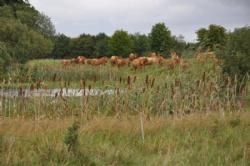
[0, 113, 250, 165]
[0, 57, 250, 165]
[0, 58, 249, 119]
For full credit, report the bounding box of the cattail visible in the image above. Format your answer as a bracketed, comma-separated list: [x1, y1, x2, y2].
[52, 73, 57, 82]
[133, 76, 137, 83]
[119, 76, 122, 84]
[60, 88, 63, 97]
[171, 84, 175, 98]
[116, 88, 120, 95]
[127, 76, 131, 86]
[202, 72, 206, 82]
[145, 75, 149, 86]
[30, 83, 34, 91]
[151, 78, 155, 88]
[36, 80, 41, 89]
[18, 87, 23, 97]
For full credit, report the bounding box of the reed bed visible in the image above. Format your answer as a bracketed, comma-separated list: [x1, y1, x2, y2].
[0, 58, 249, 119]
[0, 57, 250, 165]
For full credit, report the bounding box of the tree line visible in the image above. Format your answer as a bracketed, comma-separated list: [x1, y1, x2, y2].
[52, 23, 186, 59]
[0, 0, 249, 78]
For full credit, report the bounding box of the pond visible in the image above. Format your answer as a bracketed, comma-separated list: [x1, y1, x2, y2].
[0, 88, 117, 97]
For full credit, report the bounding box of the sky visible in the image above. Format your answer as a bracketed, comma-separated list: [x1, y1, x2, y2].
[29, 0, 250, 42]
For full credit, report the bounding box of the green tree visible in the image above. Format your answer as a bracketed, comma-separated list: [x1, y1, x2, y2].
[94, 33, 110, 57]
[0, 0, 28, 18]
[70, 34, 95, 57]
[35, 12, 56, 38]
[52, 34, 71, 59]
[150, 23, 172, 56]
[0, 42, 11, 76]
[109, 30, 133, 57]
[171, 34, 186, 56]
[196, 24, 227, 51]
[221, 26, 250, 78]
[131, 33, 150, 55]
[0, 18, 53, 62]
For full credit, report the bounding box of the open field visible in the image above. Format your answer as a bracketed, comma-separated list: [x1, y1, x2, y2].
[0, 55, 250, 165]
[1, 112, 250, 165]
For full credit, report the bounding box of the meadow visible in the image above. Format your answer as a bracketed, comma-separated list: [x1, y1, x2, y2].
[0, 53, 250, 165]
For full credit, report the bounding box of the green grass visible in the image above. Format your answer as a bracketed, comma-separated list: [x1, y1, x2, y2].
[0, 112, 250, 165]
[0, 57, 250, 165]
[2, 58, 222, 89]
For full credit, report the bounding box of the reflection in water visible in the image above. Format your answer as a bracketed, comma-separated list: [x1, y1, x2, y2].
[0, 89, 117, 97]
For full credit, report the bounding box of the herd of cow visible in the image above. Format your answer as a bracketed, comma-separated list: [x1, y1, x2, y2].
[61, 52, 189, 70]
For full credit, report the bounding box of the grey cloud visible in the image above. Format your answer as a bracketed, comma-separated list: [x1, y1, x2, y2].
[29, 0, 250, 42]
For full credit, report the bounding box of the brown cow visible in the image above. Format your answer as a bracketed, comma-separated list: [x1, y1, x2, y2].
[110, 56, 120, 65]
[128, 53, 138, 61]
[87, 57, 108, 66]
[62, 59, 71, 66]
[99, 57, 108, 65]
[170, 51, 180, 67]
[131, 57, 148, 70]
[76, 56, 86, 64]
[116, 58, 130, 67]
[148, 52, 157, 57]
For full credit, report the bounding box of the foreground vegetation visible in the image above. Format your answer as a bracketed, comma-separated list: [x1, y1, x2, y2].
[1, 112, 250, 165]
[1, 56, 249, 118]
[0, 56, 249, 165]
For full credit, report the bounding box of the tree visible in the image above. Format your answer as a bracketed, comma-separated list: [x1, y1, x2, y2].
[0, 0, 29, 18]
[35, 12, 56, 38]
[221, 26, 250, 78]
[196, 28, 207, 43]
[149, 23, 172, 56]
[196, 24, 227, 51]
[131, 33, 150, 55]
[94, 33, 110, 57]
[171, 34, 186, 56]
[0, 2, 56, 39]
[0, 42, 11, 76]
[52, 34, 71, 59]
[70, 34, 95, 57]
[109, 30, 133, 57]
[0, 18, 53, 62]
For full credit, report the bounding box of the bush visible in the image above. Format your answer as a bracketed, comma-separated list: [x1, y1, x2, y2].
[64, 121, 80, 153]
[220, 26, 250, 79]
[0, 42, 11, 77]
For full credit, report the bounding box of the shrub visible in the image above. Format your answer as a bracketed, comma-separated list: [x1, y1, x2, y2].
[64, 121, 80, 153]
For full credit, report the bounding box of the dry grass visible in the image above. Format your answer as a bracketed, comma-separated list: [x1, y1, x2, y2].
[0, 112, 250, 165]
[0, 55, 250, 165]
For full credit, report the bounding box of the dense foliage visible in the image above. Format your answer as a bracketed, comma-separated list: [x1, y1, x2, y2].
[149, 23, 172, 56]
[196, 24, 227, 51]
[221, 26, 250, 78]
[0, 0, 54, 66]
[109, 30, 133, 57]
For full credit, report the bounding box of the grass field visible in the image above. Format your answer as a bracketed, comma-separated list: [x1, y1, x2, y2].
[0, 56, 250, 165]
[1, 112, 250, 165]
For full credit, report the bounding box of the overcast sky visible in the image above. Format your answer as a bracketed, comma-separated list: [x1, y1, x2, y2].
[29, 0, 249, 42]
